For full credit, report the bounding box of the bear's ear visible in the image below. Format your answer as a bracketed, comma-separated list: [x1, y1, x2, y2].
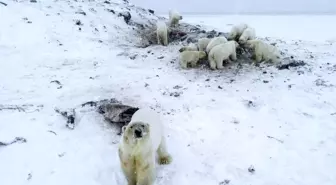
[122, 126, 127, 133]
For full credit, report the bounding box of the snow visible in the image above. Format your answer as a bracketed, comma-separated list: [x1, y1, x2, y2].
[1, 1, 336, 185]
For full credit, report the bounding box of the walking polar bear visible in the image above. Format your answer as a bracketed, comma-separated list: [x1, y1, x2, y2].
[227, 23, 249, 41]
[245, 39, 281, 63]
[156, 21, 168, 46]
[208, 41, 239, 70]
[169, 10, 183, 27]
[205, 36, 228, 54]
[118, 108, 172, 185]
[180, 50, 207, 69]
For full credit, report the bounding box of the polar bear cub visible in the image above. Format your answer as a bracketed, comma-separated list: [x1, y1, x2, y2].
[156, 21, 168, 46]
[227, 23, 249, 41]
[169, 10, 183, 27]
[180, 50, 207, 69]
[245, 39, 281, 63]
[197, 38, 211, 52]
[179, 42, 198, 52]
[205, 36, 228, 54]
[118, 108, 172, 185]
[238, 27, 256, 44]
[208, 41, 239, 70]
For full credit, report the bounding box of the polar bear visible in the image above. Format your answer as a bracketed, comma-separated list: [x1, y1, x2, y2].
[205, 36, 228, 54]
[180, 50, 207, 69]
[245, 39, 281, 63]
[156, 21, 168, 46]
[179, 43, 198, 52]
[238, 27, 256, 44]
[208, 41, 239, 70]
[118, 108, 172, 185]
[197, 38, 211, 52]
[227, 23, 249, 41]
[169, 10, 183, 27]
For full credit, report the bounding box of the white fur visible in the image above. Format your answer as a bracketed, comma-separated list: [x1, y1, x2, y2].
[180, 50, 207, 69]
[169, 10, 183, 27]
[118, 108, 172, 185]
[197, 38, 211, 51]
[245, 39, 281, 63]
[227, 23, 249, 41]
[179, 43, 198, 52]
[156, 21, 168, 46]
[208, 41, 239, 70]
[205, 36, 228, 54]
[238, 27, 256, 44]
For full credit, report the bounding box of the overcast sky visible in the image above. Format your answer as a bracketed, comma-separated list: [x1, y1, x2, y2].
[130, 0, 336, 14]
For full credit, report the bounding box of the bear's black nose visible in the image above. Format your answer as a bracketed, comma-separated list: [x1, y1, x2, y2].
[134, 129, 142, 138]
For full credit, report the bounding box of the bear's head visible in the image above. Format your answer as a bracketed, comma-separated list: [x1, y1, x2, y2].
[232, 41, 239, 48]
[179, 46, 187, 52]
[244, 40, 256, 48]
[122, 121, 150, 146]
[227, 32, 237, 41]
[238, 37, 247, 45]
[198, 51, 207, 59]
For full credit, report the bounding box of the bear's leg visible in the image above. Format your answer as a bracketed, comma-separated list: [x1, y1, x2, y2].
[163, 33, 168, 46]
[231, 51, 237, 61]
[157, 32, 161, 45]
[136, 169, 155, 185]
[136, 156, 156, 185]
[215, 57, 224, 69]
[157, 136, 172, 165]
[180, 60, 188, 69]
[208, 55, 217, 70]
[255, 53, 262, 63]
[190, 59, 198, 67]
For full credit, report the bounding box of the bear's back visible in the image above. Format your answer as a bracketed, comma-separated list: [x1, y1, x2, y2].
[130, 108, 163, 149]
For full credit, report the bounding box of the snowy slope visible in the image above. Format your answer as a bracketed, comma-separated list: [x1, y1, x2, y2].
[1, 1, 336, 185]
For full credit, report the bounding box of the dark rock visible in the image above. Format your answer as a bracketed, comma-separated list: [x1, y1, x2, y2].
[75, 20, 82, 26]
[157, 56, 164, 59]
[169, 92, 182, 97]
[248, 165, 255, 173]
[219, 179, 230, 185]
[206, 30, 217, 38]
[75, 11, 86, 16]
[106, 8, 115, 14]
[218, 86, 223, 89]
[173, 85, 182, 89]
[148, 9, 154, 14]
[297, 70, 304, 75]
[263, 80, 269, 83]
[27, 21, 32, 24]
[30, 0, 37, 3]
[103, 0, 111, 4]
[118, 11, 131, 24]
[0, 1, 8, 6]
[129, 54, 138, 60]
[246, 100, 256, 108]
[277, 60, 306, 70]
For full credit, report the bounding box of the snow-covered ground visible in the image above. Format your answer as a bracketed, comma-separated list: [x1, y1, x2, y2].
[1, 1, 336, 185]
